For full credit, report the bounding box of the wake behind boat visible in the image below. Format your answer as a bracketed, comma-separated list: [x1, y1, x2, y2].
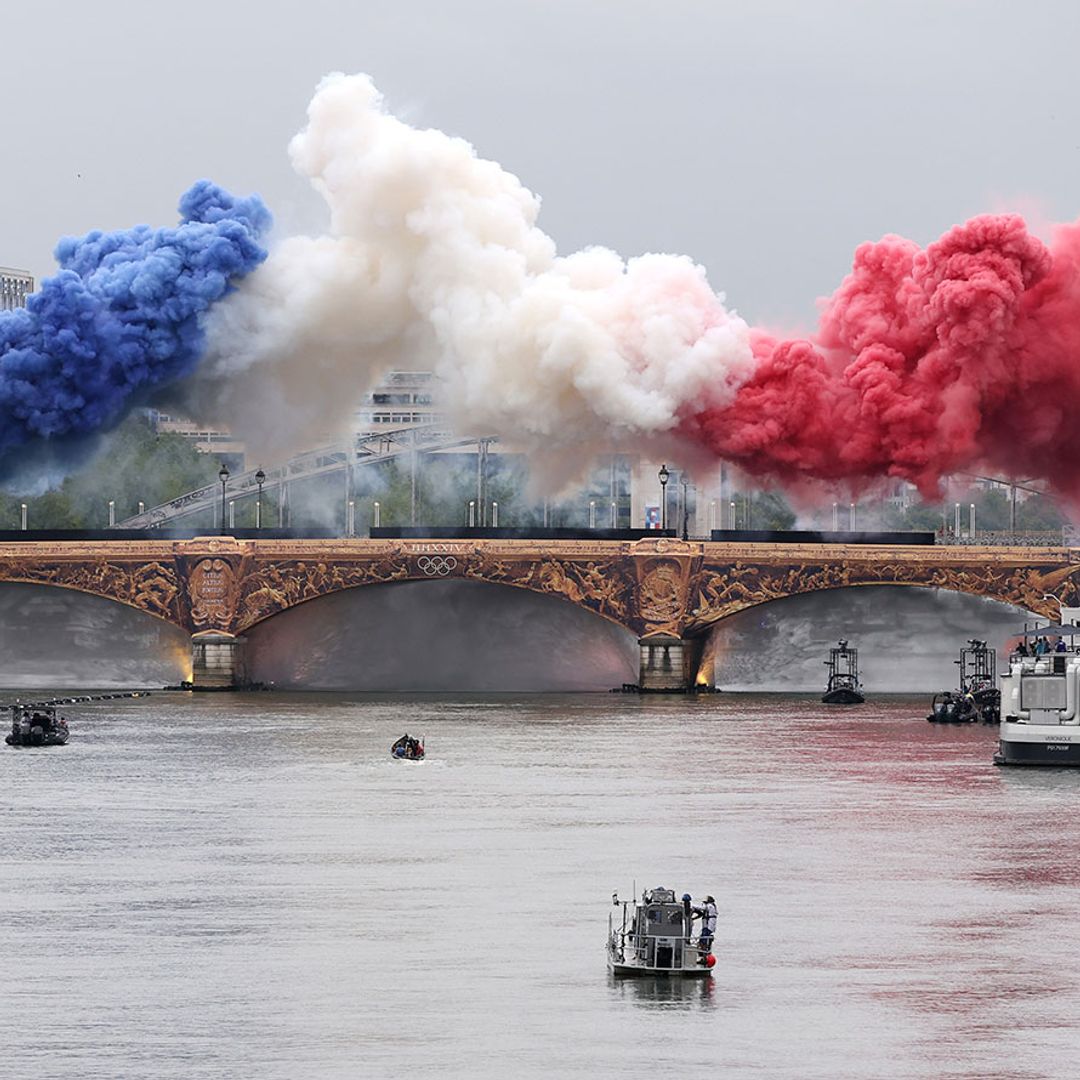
[608, 887, 716, 976]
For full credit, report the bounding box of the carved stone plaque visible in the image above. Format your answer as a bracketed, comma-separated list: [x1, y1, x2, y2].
[188, 557, 237, 629]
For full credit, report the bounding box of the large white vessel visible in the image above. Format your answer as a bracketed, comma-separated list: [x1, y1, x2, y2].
[607, 887, 715, 976]
[996, 610, 1080, 766]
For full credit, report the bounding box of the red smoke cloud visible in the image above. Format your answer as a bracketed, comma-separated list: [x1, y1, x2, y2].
[681, 213, 1080, 499]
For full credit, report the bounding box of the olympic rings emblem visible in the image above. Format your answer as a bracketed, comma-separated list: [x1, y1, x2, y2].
[417, 555, 458, 577]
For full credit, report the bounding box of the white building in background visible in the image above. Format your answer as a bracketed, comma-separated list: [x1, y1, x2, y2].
[0, 267, 33, 310]
[354, 370, 440, 433]
[884, 479, 918, 511]
[147, 410, 246, 462]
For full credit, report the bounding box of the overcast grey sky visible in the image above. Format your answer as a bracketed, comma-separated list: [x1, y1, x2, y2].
[3, 0, 1079, 328]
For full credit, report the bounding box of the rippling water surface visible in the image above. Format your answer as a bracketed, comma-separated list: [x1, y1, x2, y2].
[4, 691, 1079, 1080]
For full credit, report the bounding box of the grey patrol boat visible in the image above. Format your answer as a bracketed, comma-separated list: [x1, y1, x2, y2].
[607, 887, 715, 976]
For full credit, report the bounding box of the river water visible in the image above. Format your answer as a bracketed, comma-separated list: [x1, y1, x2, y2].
[3, 690, 1079, 1080]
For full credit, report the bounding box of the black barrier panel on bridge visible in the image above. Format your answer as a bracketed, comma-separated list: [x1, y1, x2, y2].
[0, 528, 341, 542]
[709, 529, 935, 545]
[371, 527, 678, 541]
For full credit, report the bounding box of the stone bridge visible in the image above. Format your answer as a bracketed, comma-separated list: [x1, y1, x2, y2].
[0, 536, 1076, 689]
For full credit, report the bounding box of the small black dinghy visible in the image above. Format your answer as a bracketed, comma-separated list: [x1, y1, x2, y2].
[391, 733, 424, 760]
[5, 704, 70, 747]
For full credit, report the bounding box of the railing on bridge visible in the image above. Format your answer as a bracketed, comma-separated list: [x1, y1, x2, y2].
[941, 530, 1076, 547]
[114, 423, 495, 530]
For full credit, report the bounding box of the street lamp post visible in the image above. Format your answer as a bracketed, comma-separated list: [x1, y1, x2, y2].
[255, 468, 265, 530]
[681, 479, 689, 541]
[658, 464, 670, 530]
[218, 465, 229, 534]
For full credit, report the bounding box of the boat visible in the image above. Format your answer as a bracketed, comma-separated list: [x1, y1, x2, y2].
[607, 887, 716, 976]
[821, 640, 865, 704]
[391, 733, 424, 760]
[5, 704, 70, 747]
[927, 639, 1000, 724]
[995, 614, 1080, 766]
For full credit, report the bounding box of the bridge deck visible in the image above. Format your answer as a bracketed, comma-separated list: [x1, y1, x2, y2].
[0, 536, 1073, 639]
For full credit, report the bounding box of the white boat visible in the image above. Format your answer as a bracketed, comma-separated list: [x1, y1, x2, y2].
[607, 887, 715, 976]
[996, 611, 1080, 766]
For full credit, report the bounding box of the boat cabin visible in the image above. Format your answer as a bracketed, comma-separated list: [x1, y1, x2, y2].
[997, 612, 1080, 765]
[608, 887, 712, 976]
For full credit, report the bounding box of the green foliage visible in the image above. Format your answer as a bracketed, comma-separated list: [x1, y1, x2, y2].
[1018, 494, 1065, 531]
[2, 414, 222, 529]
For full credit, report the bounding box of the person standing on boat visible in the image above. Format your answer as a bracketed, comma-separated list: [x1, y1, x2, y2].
[693, 896, 717, 956]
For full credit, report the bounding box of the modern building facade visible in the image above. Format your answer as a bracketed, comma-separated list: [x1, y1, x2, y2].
[0, 266, 33, 311]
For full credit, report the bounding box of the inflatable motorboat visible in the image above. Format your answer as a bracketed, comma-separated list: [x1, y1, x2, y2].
[5, 704, 70, 747]
[927, 639, 1000, 724]
[391, 734, 424, 760]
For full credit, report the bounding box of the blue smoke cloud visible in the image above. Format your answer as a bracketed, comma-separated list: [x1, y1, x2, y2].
[0, 180, 270, 480]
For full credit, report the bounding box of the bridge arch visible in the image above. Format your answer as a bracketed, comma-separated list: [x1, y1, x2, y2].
[233, 548, 642, 638]
[695, 584, 1034, 692]
[0, 580, 191, 686]
[242, 577, 638, 690]
[685, 553, 1076, 636]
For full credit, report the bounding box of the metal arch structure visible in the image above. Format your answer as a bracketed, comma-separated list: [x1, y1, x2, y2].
[114, 423, 496, 529]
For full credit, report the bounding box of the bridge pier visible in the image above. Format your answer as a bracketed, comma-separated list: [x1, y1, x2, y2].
[190, 631, 248, 689]
[637, 636, 703, 692]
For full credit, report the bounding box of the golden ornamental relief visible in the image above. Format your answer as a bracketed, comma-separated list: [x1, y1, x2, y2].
[688, 558, 1080, 629]
[639, 559, 688, 624]
[235, 555, 409, 629]
[0, 556, 182, 624]
[529, 558, 634, 621]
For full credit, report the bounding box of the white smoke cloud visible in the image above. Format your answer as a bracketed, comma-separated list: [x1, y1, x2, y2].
[194, 73, 754, 473]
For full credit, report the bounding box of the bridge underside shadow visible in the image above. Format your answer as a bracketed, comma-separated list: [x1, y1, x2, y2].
[0, 582, 191, 688]
[245, 578, 639, 691]
[701, 586, 1032, 692]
